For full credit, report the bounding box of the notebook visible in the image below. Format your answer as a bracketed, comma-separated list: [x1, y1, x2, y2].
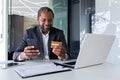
[14, 63, 70, 78]
[54, 33, 115, 69]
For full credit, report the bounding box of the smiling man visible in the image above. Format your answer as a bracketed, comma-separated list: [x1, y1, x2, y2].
[13, 7, 70, 61]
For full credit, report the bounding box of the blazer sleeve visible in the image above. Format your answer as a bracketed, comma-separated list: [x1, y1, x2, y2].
[12, 32, 28, 61]
[58, 31, 71, 59]
[59, 31, 67, 49]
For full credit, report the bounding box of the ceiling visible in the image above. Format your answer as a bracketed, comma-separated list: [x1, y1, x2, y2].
[9, 0, 49, 18]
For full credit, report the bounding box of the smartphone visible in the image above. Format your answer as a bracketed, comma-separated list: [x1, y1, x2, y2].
[27, 39, 38, 49]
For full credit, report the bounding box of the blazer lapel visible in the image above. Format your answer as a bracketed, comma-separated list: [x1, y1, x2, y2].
[48, 34, 52, 53]
[48, 28, 55, 55]
[35, 26, 44, 58]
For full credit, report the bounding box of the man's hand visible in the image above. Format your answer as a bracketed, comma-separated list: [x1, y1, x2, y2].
[19, 46, 40, 60]
[52, 46, 67, 60]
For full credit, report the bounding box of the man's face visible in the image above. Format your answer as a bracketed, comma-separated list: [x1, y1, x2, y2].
[37, 11, 53, 34]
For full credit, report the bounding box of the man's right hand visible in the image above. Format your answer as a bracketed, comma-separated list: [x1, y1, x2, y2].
[19, 46, 40, 60]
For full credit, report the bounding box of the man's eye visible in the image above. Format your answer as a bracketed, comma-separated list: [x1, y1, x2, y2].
[48, 19, 52, 22]
[40, 19, 45, 22]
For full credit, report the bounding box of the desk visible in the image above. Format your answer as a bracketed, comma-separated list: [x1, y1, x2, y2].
[0, 60, 120, 80]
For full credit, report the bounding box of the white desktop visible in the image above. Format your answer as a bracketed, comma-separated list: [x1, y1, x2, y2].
[0, 34, 118, 80]
[0, 60, 120, 80]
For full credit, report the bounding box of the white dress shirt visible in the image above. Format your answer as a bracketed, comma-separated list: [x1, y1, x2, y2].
[42, 32, 49, 60]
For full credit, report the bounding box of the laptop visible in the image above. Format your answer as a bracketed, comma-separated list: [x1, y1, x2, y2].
[54, 33, 115, 69]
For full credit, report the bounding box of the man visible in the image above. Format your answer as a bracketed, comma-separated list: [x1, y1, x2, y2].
[13, 7, 70, 61]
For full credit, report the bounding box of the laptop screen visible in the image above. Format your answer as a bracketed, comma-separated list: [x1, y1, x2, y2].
[75, 33, 115, 69]
[54, 33, 115, 69]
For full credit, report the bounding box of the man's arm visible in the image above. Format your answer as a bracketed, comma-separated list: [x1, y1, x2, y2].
[13, 31, 29, 61]
[51, 30, 71, 60]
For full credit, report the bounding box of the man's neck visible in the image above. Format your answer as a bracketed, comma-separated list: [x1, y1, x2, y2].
[42, 31, 48, 35]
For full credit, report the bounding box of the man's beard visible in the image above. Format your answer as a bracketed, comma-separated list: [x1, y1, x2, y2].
[41, 26, 51, 33]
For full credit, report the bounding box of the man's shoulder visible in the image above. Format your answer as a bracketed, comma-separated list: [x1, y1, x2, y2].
[51, 27, 63, 32]
[26, 25, 39, 32]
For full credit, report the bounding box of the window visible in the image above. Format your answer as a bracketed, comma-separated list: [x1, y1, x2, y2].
[0, 0, 8, 61]
[0, 0, 3, 42]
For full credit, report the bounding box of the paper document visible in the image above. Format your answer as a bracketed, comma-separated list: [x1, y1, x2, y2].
[14, 63, 70, 78]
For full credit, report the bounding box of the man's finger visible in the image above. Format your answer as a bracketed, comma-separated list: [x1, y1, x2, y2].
[24, 46, 35, 50]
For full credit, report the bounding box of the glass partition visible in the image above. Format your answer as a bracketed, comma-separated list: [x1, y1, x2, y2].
[49, 0, 68, 42]
[92, 0, 120, 64]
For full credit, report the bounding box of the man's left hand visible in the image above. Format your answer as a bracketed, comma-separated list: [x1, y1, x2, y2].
[52, 46, 66, 60]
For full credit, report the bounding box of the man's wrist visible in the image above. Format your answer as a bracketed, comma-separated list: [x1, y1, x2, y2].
[64, 53, 68, 59]
[17, 52, 26, 61]
[59, 53, 68, 61]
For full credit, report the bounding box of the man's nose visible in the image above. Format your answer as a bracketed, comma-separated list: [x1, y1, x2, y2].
[45, 21, 50, 25]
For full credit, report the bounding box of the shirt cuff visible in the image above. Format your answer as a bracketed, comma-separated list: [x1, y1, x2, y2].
[17, 54, 24, 61]
[61, 53, 68, 61]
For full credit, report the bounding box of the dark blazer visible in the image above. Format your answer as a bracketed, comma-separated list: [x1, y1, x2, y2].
[13, 25, 69, 61]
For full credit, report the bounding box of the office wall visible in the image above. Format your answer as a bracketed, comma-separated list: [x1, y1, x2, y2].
[93, 0, 120, 64]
